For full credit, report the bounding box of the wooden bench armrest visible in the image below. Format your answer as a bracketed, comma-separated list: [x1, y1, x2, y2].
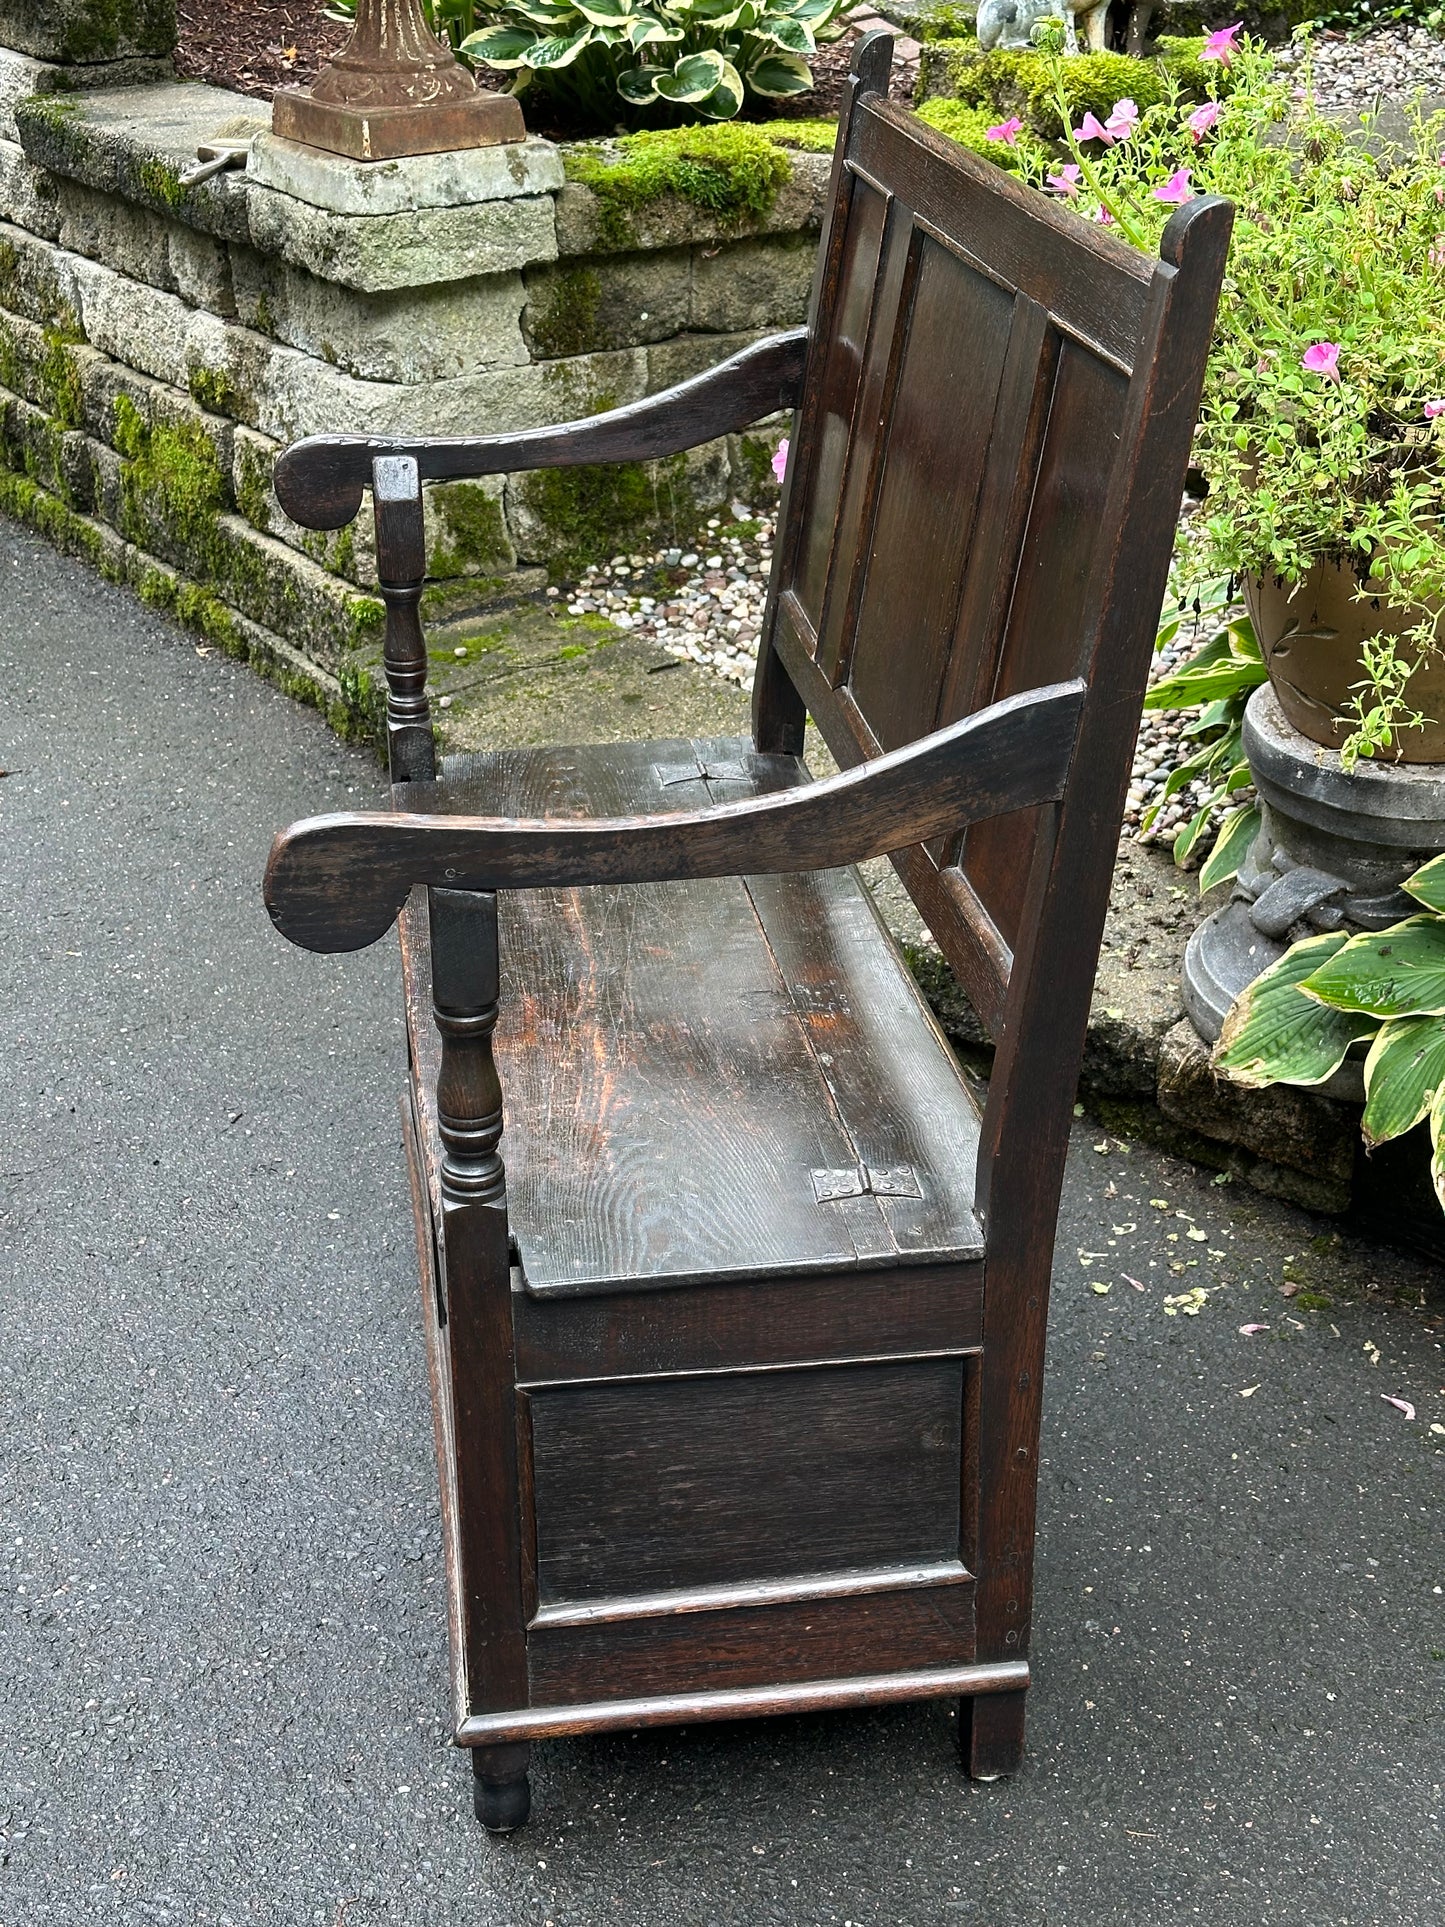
[274, 328, 810, 531]
[264, 680, 1084, 953]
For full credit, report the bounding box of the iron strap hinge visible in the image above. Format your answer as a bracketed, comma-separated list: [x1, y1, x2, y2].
[811, 1163, 923, 1204]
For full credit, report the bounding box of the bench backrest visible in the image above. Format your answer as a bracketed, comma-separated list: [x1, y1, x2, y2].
[756, 38, 1228, 1054]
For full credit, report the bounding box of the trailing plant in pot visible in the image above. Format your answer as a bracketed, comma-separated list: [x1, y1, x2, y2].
[1213, 852, 1445, 1208]
[1012, 31, 1445, 769]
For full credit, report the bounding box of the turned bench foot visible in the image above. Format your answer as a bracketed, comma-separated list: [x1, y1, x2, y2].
[959, 1688, 1026, 1781]
[471, 1742, 531, 1833]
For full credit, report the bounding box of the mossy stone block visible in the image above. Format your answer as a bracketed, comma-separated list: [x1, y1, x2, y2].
[0, 0, 176, 64]
[522, 254, 690, 359]
[229, 247, 528, 383]
[505, 439, 727, 575]
[427, 478, 515, 581]
[690, 235, 814, 334]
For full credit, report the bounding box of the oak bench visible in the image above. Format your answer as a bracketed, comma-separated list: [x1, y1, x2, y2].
[263, 35, 1230, 1832]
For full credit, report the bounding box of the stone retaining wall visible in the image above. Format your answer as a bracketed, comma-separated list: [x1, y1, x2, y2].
[0, 59, 824, 732]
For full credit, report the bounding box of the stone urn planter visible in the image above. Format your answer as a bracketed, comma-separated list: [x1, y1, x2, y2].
[1244, 561, 1445, 763]
[1182, 683, 1445, 1099]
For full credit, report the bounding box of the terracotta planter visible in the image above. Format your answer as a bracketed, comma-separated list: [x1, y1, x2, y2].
[1244, 560, 1445, 763]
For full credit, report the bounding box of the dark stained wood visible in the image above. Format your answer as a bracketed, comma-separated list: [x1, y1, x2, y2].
[456, 1657, 1031, 1745]
[262, 28, 1232, 1827]
[526, 1357, 963, 1604]
[263, 678, 1084, 954]
[274, 328, 809, 530]
[394, 737, 985, 1296]
[528, 1573, 974, 1703]
[512, 1262, 982, 1384]
[372, 454, 435, 788]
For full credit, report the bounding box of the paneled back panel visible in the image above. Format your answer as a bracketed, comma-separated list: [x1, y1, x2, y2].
[760, 88, 1185, 1036]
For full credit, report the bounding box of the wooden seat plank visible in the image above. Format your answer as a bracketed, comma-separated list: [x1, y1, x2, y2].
[413, 736, 982, 1296]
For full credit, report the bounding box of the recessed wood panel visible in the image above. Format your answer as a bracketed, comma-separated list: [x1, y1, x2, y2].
[527, 1357, 964, 1605]
[959, 338, 1129, 949]
[846, 235, 1015, 751]
[793, 176, 891, 630]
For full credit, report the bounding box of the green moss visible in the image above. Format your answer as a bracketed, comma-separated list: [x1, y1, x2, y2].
[762, 118, 838, 154]
[137, 156, 186, 211]
[517, 452, 707, 577]
[54, 0, 176, 61]
[38, 324, 85, 429]
[913, 0, 981, 38]
[112, 393, 225, 559]
[428, 481, 511, 579]
[343, 594, 385, 651]
[915, 98, 1046, 172]
[529, 266, 603, 361]
[188, 364, 241, 416]
[233, 437, 271, 533]
[565, 124, 792, 249]
[253, 293, 274, 335]
[915, 39, 1195, 140]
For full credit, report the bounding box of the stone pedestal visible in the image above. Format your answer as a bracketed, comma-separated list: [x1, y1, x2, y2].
[1182, 683, 1445, 1093]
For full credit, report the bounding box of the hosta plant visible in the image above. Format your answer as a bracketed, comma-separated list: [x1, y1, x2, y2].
[1215, 853, 1445, 1208]
[462, 0, 848, 127]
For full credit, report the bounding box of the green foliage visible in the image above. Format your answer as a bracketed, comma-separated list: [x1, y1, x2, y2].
[461, 0, 848, 130]
[1215, 851, 1445, 1216]
[1312, 0, 1445, 35]
[564, 122, 792, 240]
[914, 99, 1045, 172]
[1023, 37, 1445, 765]
[1140, 580, 1266, 876]
[112, 393, 225, 557]
[913, 1, 983, 39]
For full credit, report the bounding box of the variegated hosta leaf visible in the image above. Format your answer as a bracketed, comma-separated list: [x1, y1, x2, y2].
[752, 11, 815, 52]
[1430, 1085, 1445, 1212]
[526, 27, 595, 65]
[697, 58, 745, 116]
[1300, 915, 1445, 1019]
[499, 0, 578, 24]
[747, 48, 813, 93]
[461, 24, 541, 63]
[784, 0, 842, 21]
[654, 48, 726, 99]
[572, 0, 634, 20]
[1361, 1014, 1445, 1147]
[616, 61, 665, 98]
[1404, 851, 1445, 914]
[626, 11, 682, 46]
[1215, 932, 1379, 1088]
[1197, 802, 1260, 895]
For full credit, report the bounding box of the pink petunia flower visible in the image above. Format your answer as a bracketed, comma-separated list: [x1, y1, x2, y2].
[1153, 168, 1193, 205]
[1187, 100, 1221, 141]
[1073, 111, 1113, 144]
[1046, 163, 1082, 196]
[1201, 21, 1242, 63]
[1301, 342, 1341, 382]
[771, 438, 789, 483]
[1093, 207, 1115, 225]
[985, 116, 1025, 144]
[1104, 97, 1139, 140]
[1426, 400, 1445, 419]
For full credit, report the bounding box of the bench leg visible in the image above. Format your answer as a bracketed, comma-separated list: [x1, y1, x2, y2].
[959, 1689, 1026, 1781]
[471, 1742, 531, 1833]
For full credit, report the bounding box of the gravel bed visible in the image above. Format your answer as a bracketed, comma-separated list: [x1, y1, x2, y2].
[552, 500, 775, 689]
[1277, 23, 1445, 117]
